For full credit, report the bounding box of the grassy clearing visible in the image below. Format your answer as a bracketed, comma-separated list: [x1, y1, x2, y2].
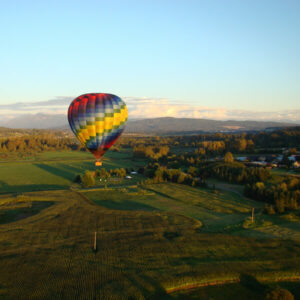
[206, 178, 245, 195]
[0, 162, 71, 193]
[85, 183, 263, 233]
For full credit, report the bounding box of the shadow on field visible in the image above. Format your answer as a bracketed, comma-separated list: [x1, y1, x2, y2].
[145, 187, 178, 201]
[236, 228, 279, 240]
[34, 163, 75, 181]
[269, 215, 300, 234]
[0, 184, 67, 194]
[80, 161, 95, 169]
[95, 199, 158, 211]
[239, 274, 266, 294]
[58, 163, 86, 174]
[0, 201, 54, 224]
[0, 180, 9, 189]
[129, 274, 170, 300]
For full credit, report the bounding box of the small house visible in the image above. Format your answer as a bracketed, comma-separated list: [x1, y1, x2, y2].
[293, 161, 300, 169]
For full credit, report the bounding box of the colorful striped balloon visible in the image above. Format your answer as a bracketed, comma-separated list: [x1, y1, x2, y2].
[68, 93, 128, 164]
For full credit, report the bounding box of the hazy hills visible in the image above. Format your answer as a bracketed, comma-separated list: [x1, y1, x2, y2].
[3, 113, 67, 129]
[125, 117, 298, 134]
[0, 113, 298, 134]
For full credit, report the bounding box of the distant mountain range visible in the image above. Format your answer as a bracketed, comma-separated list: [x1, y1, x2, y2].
[1, 113, 66, 129]
[125, 117, 299, 134]
[0, 113, 299, 134]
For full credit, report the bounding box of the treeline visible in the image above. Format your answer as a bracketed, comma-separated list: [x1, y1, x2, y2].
[198, 162, 271, 184]
[76, 168, 128, 188]
[0, 135, 80, 152]
[120, 127, 300, 153]
[195, 138, 255, 154]
[197, 162, 300, 214]
[0, 127, 72, 138]
[121, 135, 254, 153]
[245, 178, 300, 213]
[143, 161, 270, 186]
[134, 147, 272, 185]
[252, 127, 300, 148]
[142, 162, 206, 187]
[133, 145, 169, 159]
[1, 126, 299, 155]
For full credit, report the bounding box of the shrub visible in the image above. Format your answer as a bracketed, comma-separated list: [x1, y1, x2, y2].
[242, 217, 255, 229]
[224, 152, 234, 163]
[265, 287, 294, 300]
[82, 171, 95, 188]
[16, 195, 31, 202]
[264, 204, 276, 215]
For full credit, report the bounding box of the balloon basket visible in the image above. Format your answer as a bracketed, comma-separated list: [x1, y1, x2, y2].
[95, 161, 102, 167]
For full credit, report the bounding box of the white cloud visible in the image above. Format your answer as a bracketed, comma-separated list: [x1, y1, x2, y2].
[0, 97, 72, 124]
[0, 96, 299, 124]
[124, 97, 300, 123]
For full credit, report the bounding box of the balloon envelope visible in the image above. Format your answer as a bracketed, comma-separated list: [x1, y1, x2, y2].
[68, 93, 128, 160]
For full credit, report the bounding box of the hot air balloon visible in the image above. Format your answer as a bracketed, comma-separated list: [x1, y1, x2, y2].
[68, 93, 128, 166]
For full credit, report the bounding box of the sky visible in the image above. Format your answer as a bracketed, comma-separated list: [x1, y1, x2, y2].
[0, 0, 299, 121]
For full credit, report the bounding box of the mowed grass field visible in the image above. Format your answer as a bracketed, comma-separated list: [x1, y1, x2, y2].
[85, 183, 259, 231]
[0, 150, 145, 193]
[0, 185, 300, 299]
[85, 183, 300, 241]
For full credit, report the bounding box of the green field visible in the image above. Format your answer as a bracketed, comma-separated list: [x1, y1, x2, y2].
[0, 186, 299, 298]
[0, 151, 145, 193]
[85, 183, 300, 241]
[270, 167, 300, 177]
[0, 150, 300, 298]
[85, 183, 260, 231]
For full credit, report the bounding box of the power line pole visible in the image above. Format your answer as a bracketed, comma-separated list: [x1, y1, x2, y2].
[94, 231, 97, 252]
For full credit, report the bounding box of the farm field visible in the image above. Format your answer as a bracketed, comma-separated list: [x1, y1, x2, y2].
[0, 184, 300, 298]
[85, 183, 260, 232]
[0, 151, 145, 193]
[0, 150, 300, 298]
[85, 183, 300, 240]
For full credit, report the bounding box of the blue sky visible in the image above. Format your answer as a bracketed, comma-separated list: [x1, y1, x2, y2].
[0, 0, 299, 119]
